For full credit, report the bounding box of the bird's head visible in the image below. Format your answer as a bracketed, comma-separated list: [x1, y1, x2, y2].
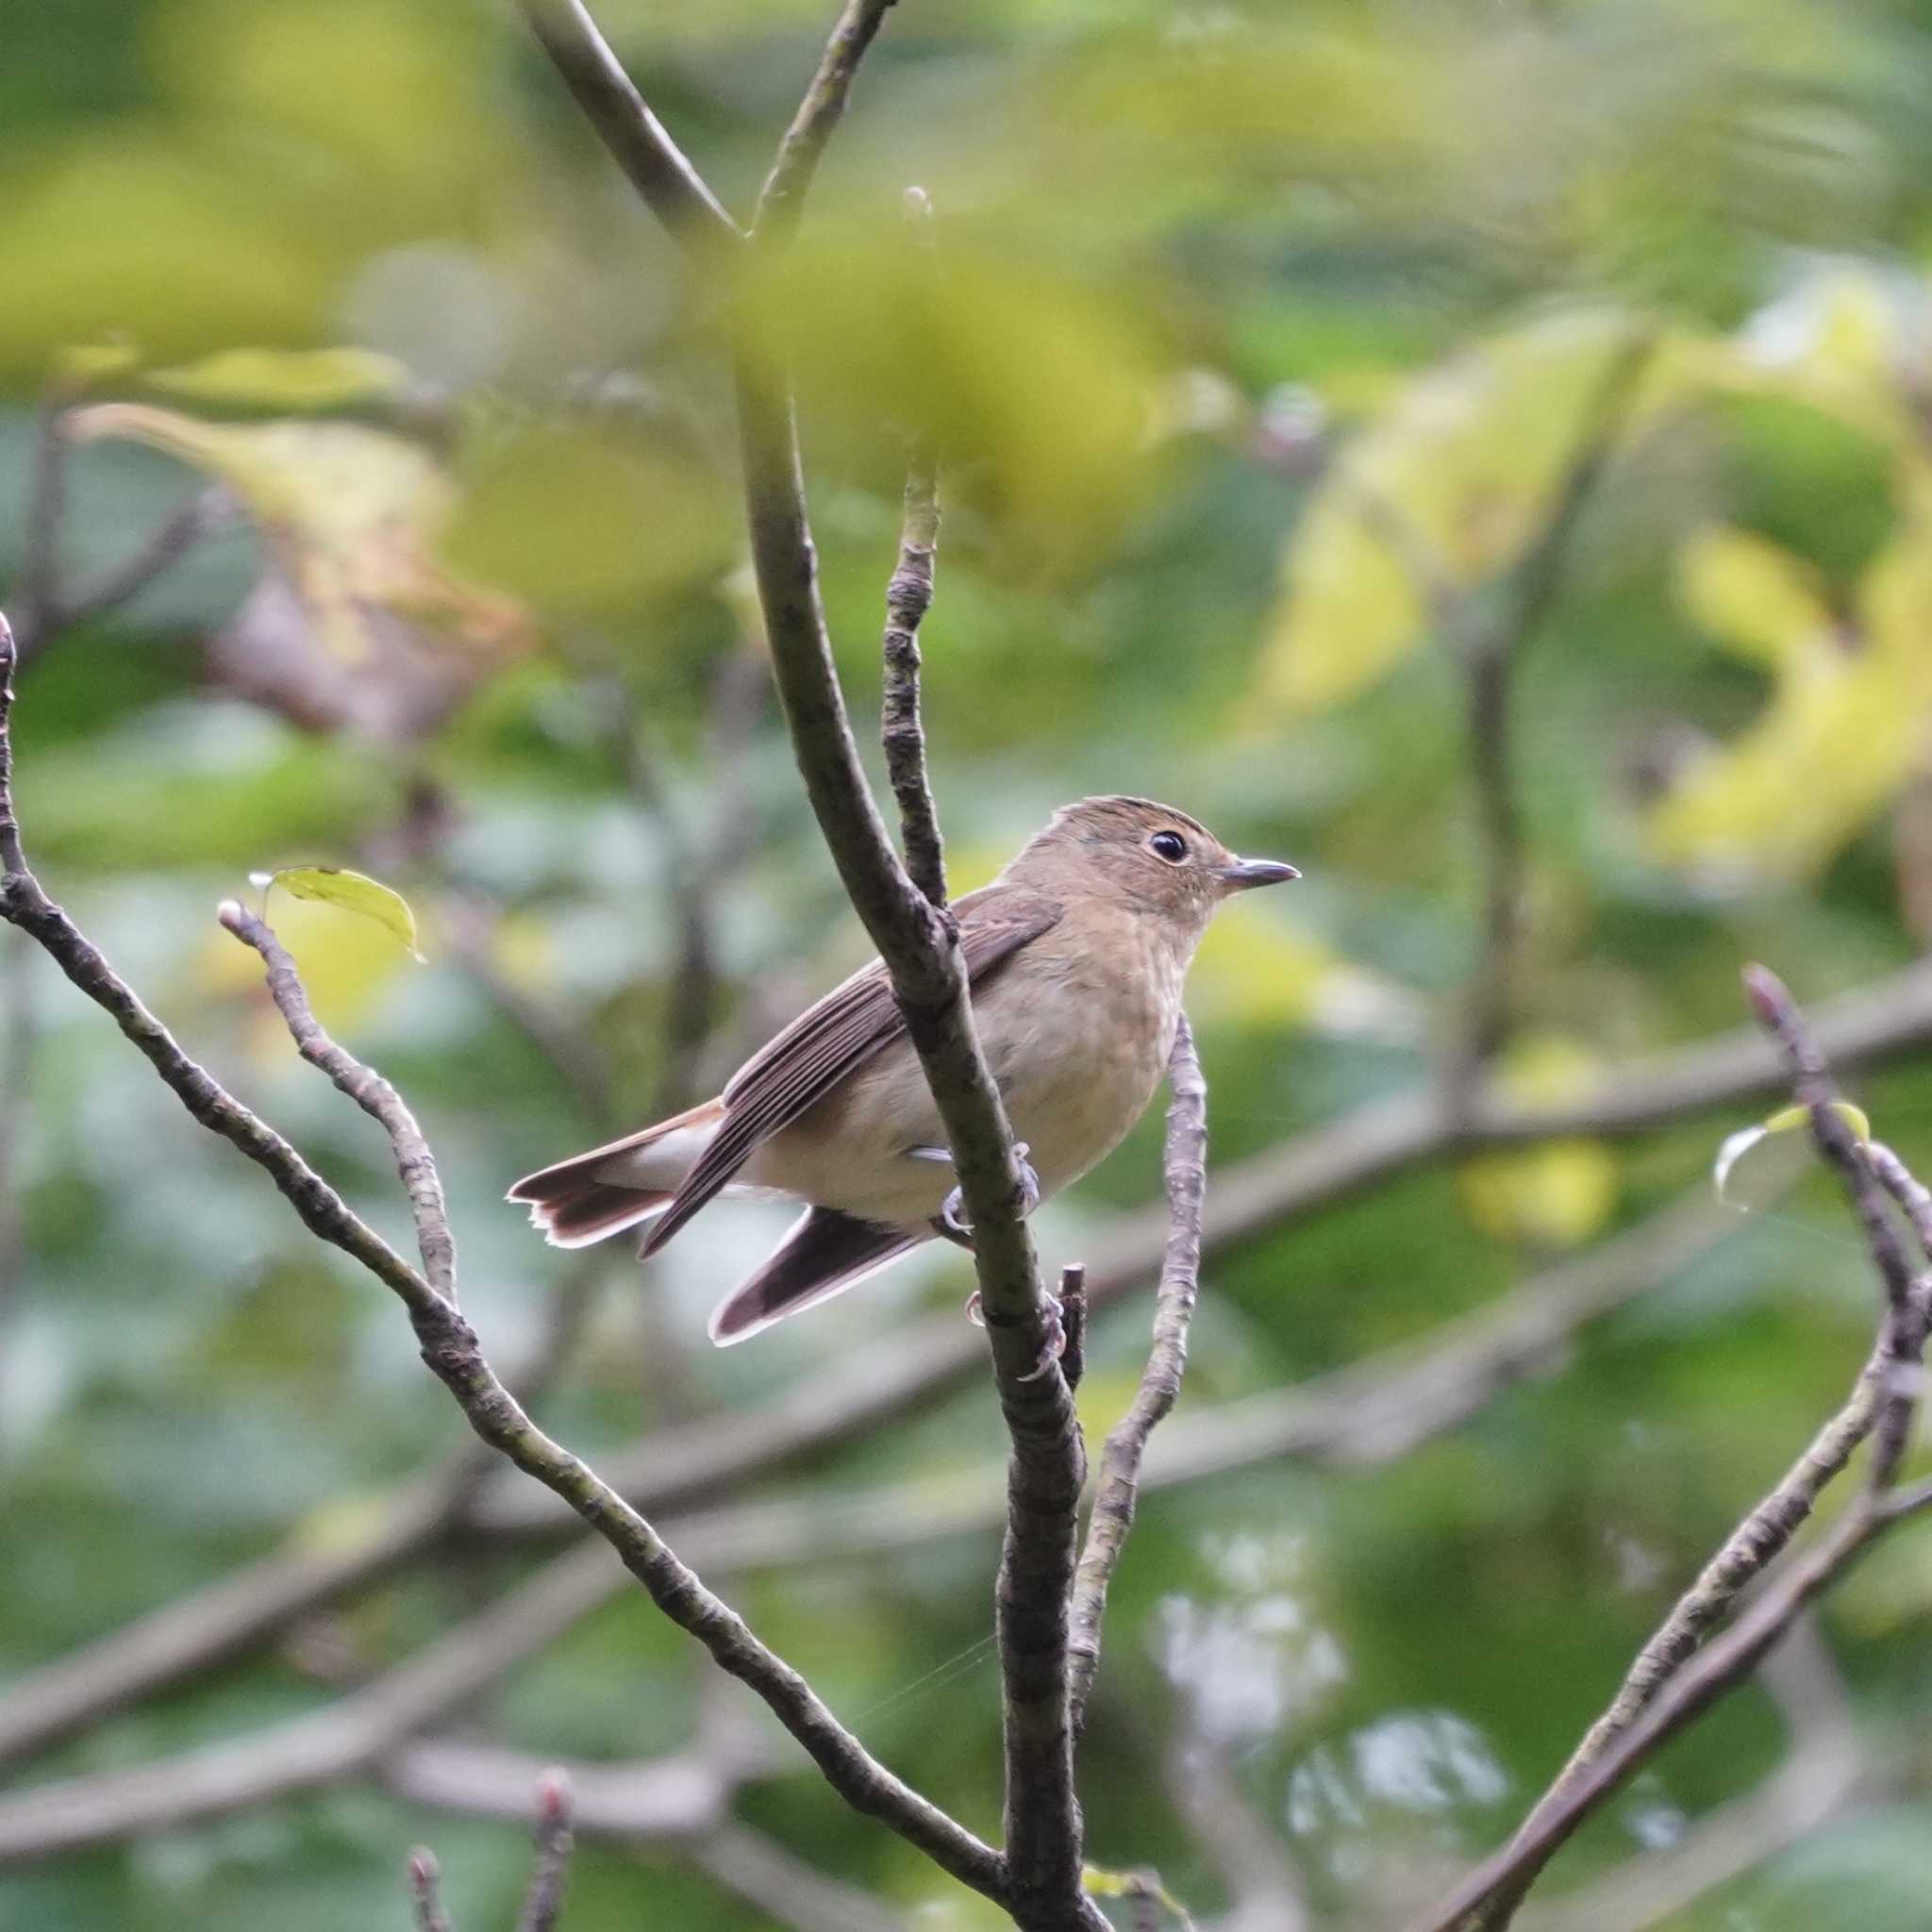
[1006, 795, 1298, 936]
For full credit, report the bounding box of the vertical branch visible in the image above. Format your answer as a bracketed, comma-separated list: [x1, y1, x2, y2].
[1067, 1017, 1208, 1724]
[0, 928, 32, 1370]
[1458, 638, 1522, 1073]
[515, 1768, 576, 1932]
[879, 188, 947, 910]
[753, 0, 898, 243]
[1451, 327, 1655, 1091]
[0, 615, 24, 887]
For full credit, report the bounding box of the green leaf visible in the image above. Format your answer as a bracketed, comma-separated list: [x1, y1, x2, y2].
[264, 865, 423, 960]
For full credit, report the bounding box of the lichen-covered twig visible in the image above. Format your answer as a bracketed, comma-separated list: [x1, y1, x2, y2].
[1067, 1017, 1208, 1725]
[878, 186, 946, 909]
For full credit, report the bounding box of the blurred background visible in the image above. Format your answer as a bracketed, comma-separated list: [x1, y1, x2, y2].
[9, 0, 1932, 1926]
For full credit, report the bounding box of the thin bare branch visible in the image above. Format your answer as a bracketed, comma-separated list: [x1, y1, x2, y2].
[517, 1768, 576, 1932]
[753, 0, 898, 244]
[515, 0, 743, 258]
[1068, 1016, 1208, 1724]
[383, 1739, 730, 1840]
[1058, 1264, 1089, 1394]
[1454, 327, 1655, 1083]
[212, 908, 1004, 1901]
[731, 242, 1091, 1929]
[408, 1847, 457, 1932]
[44, 489, 229, 646]
[879, 191, 946, 908]
[0, 617, 1003, 1902]
[218, 899, 457, 1299]
[1741, 963, 1918, 1314]
[0, 1540, 620, 1862]
[1417, 967, 1932, 1932]
[1527, 1625, 1866, 1932]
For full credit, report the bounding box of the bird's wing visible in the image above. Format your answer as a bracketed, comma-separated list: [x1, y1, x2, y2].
[641, 886, 1061, 1256]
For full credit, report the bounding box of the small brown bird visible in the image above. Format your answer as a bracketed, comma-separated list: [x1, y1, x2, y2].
[509, 797, 1296, 1343]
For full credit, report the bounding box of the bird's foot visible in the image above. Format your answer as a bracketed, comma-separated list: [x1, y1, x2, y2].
[929, 1141, 1039, 1248]
[962, 1277, 1065, 1382]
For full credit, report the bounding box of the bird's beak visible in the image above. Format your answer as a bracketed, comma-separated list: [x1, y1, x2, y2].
[1216, 857, 1301, 891]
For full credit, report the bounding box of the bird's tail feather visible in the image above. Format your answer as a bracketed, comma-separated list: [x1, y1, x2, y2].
[534, 1182, 671, 1249]
[709, 1208, 925, 1345]
[508, 1098, 723, 1252]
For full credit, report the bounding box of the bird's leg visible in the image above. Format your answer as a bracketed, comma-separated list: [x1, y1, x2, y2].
[916, 1141, 1058, 1373]
[915, 1141, 1040, 1248]
[962, 1271, 1067, 1382]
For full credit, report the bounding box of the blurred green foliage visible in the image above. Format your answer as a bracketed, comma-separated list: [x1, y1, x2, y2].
[10, 1, 1932, 1927]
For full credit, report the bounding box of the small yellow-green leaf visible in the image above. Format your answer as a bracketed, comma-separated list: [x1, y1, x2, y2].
[1713, 1099, 1870, 1203]
[143, 345, 408, 410]
[268, 865, 422, 960]
[1082, 1866, 1195, 1927]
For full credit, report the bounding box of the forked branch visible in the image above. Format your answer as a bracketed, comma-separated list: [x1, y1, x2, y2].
[1417, 964, 1932, 1932]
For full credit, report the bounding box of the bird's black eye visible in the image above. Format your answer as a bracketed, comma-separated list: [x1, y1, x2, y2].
[1149, 830, 1188, 863]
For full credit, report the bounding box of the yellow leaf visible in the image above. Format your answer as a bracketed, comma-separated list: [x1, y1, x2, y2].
[1460, 1140, 1620, 1250]
[143, 346, 408, 410]
[1648, 529, 1932, 878]
[1677, 526, 1833, 668]
[1190, 912, 1421, 1041]
[1254, 310, 1690, 720]
[198, 888, 413, 1035]
[1457, 1036, 1619, 1248]
[267, 866, 423, 960]
[67, 401, 531, 737]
